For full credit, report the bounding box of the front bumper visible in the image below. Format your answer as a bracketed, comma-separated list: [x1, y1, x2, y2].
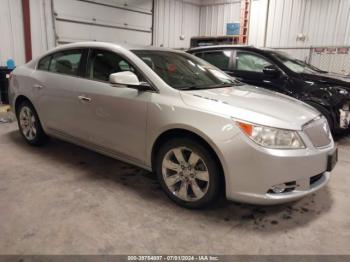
[219, 130, 336, 205]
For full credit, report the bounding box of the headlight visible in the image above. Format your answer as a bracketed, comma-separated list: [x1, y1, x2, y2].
[236, 121, 305, 149]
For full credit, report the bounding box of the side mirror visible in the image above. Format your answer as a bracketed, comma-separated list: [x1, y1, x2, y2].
[263, 65, 281, 77]
[109, 71, 140, 86]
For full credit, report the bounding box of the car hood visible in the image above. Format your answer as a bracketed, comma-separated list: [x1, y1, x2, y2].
[301, 72, 350, 88]
[180, 85, 319, 130]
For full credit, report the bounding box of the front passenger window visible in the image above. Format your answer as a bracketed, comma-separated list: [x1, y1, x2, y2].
[236, 52, 271, 73]
[87, 50, 137, 82]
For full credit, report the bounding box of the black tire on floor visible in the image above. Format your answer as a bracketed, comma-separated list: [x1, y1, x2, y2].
[16, 100, 48, 146]
[155, 137, 222, 209]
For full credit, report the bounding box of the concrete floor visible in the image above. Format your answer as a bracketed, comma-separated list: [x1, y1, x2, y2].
[0, 115, 350, 255]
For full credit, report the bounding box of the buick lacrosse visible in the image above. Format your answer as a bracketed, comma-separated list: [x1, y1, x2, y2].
[9, 42, 337, 208]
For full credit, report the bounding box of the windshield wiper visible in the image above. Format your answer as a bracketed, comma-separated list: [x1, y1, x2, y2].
[178, 83, 236, 90]
[177, 86, 198, 90]
[202, 83, 236, 89]
[177, 83, 234, 90]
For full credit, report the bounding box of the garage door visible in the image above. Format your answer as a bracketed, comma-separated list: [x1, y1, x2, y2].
[52, 0, 153, 46]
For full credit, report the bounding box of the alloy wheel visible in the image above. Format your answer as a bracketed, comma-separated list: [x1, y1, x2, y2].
[19, 106, 37, 141]
[161, 147, 210, 202]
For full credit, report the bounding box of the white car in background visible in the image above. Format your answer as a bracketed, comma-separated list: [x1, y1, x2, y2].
[9, 42, 337, 208]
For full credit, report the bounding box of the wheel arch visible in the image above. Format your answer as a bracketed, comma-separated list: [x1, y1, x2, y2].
[14, 95, 33, 115]
[150, 127, 226, 194]
[14, 95, 46, 130]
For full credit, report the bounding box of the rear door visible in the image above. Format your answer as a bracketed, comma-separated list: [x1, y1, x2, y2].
[34, 49, 87, 136]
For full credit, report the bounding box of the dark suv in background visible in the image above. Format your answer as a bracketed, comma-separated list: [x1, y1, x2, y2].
[188, 45, 350, 133]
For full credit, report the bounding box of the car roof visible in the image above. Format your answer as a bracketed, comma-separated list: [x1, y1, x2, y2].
[46, 41, 181, 53]
[188, 45, 272, 53]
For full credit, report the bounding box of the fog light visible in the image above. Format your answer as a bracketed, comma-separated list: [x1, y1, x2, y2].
[270, 184, 286, 193]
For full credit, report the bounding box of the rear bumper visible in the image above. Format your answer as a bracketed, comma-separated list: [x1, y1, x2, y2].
[218, 131, 336, 205]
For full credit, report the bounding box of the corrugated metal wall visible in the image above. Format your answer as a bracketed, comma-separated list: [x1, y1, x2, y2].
[0, 0, 55, 66]
[153, 0, 201, 48]
[0, 0, 154, 66]
[199, 0, 241, 36]
[249, 0, 350, 48]
[30, 0, 55, 59]
[248, 0, 268, 47]
[249, 0, 350, 73]
[3, 0, 350, 66]
[153, 0, 242, 47]
[0, 0, 25, 66]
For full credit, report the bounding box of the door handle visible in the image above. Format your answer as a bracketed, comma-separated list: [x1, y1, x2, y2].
[78, 95, 91, 102]
[34, 84, 44, 89]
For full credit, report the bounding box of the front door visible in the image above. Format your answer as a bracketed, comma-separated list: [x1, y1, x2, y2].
[231, 50, 289, 94]
[73, 49, 149, 164]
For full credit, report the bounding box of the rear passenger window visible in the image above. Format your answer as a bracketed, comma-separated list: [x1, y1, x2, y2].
[38, 56, 51, 71]
[201, 51, 232, 70]
[49, 50, 83, 76]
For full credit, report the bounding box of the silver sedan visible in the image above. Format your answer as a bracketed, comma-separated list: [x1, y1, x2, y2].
[8, 42, 337, 208]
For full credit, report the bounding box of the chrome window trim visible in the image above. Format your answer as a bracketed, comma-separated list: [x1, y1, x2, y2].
[35, 47, 158, 93]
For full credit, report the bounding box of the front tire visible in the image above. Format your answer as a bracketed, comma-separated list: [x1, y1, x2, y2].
[16, 101, 48, 146]
[155, 138, 222, 209]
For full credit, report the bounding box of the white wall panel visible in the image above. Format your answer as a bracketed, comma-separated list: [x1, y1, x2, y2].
[0, 0, 25, 66]
[53, 0, 153, 45]
[199, 0, 241, 36]
[248, 0, 268, 47]
[153, 0, 201, 48]
[55, 20, 152, 45]
[82, 0, 153, 13]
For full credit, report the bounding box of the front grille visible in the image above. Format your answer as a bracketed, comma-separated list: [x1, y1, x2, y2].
[303, 117, 332, 148]
[310, 174, 323, 185]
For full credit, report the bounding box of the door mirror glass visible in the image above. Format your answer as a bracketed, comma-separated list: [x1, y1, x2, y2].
[263, 65, 281, 77]
[109, 71, 140, 86]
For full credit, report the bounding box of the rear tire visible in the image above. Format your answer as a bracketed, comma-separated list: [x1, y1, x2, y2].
[155, 137, 222, 209]
[16, 100, 48, 146]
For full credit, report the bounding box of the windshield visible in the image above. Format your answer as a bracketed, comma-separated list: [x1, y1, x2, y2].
[271, 51, 327, 74]
[132, 50, 236, 90]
